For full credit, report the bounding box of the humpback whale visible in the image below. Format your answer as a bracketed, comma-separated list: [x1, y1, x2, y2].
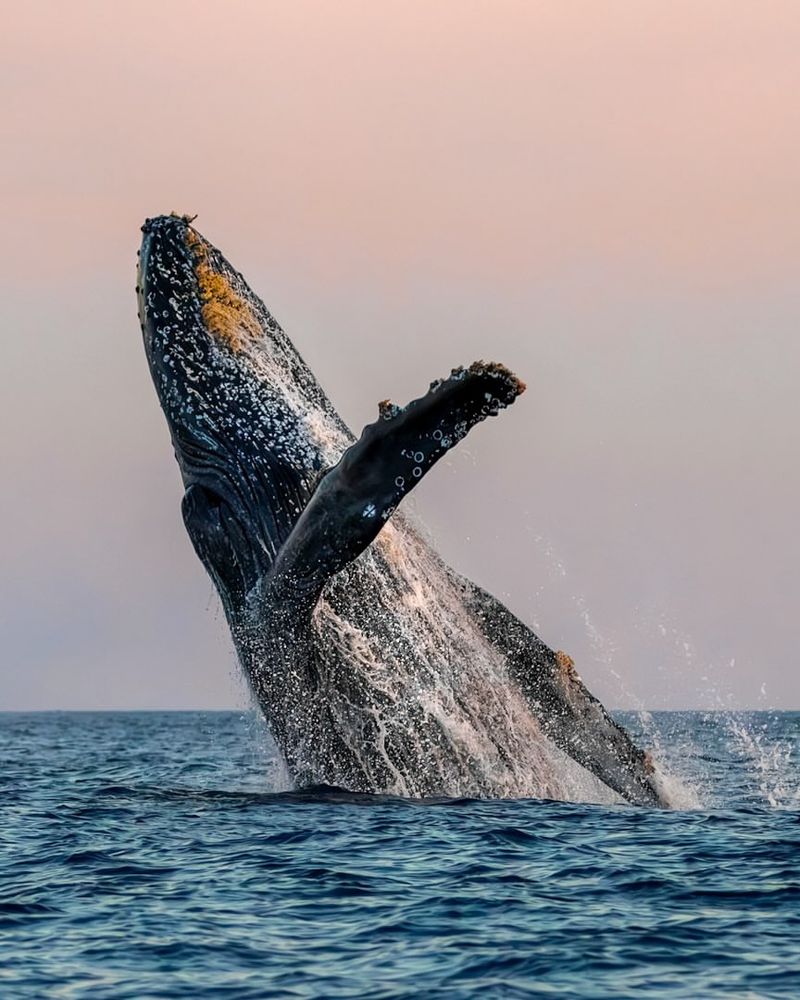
[137, 214, 667, 807]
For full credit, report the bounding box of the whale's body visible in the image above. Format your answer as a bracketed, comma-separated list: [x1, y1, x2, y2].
[138, 214, 666, 806]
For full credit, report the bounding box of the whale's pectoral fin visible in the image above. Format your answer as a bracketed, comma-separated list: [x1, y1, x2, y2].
[264, 362, 525, 607]
[334, 360, 526, 528]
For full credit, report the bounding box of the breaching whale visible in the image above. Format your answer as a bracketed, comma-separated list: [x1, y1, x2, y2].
[137, 214, 667, 807]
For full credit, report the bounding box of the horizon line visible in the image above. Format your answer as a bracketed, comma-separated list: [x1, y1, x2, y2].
[1, 707, 796, 715]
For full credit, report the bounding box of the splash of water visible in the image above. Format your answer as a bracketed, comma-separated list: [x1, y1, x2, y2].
[724, 713, 798, 809]
[633, 607, 797, 809]
[528, 534, 703, 807]
[527, 534, 799, 811]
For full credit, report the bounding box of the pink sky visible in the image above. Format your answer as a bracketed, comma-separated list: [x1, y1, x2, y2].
[2, 2, 799, 709]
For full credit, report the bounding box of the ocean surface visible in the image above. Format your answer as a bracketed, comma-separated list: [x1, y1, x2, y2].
[1, 710, 798, 998]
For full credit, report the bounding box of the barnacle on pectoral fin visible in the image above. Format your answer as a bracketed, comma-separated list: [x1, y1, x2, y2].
[185, 228, 261, 351]
[378, 399, 403, 420]
[467, 360, 527, 397]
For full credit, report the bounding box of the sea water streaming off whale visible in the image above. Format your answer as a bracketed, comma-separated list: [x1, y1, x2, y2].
[136, 214, 672, 806]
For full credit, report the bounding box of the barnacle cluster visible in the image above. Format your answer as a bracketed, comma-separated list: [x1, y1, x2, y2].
[186, 228, 261, 352]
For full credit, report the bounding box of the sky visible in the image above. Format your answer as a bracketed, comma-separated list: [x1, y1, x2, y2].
[1, 1, 798, 710]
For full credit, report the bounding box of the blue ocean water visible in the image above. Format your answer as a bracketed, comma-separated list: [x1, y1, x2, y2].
[1, 711, 798, 998]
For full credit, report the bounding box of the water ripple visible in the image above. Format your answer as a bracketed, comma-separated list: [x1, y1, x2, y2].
[1, 710, 798, 998]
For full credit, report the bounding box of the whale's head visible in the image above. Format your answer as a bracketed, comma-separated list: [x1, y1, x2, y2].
[137, 214, 351, 612]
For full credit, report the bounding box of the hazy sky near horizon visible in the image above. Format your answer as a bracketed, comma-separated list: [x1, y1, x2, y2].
[2, 1, 799, 710]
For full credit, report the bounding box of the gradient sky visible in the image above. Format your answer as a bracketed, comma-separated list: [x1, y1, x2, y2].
[2, 1, 798, 710]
